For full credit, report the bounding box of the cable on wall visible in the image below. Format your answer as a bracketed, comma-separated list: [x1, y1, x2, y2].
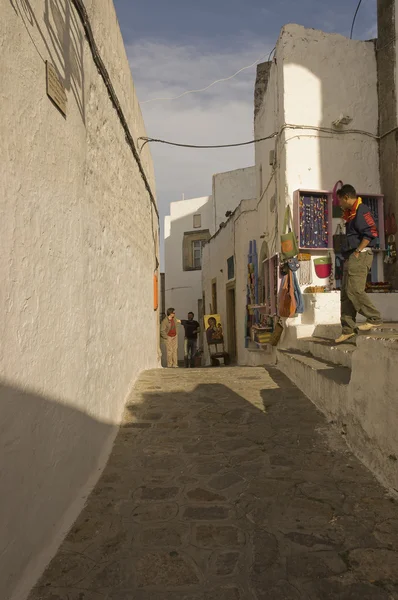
[138, 123, 379, 152]
[70, 0, 159, 223]
[350, 0, 364, 39]
[70, 0, 159, 270]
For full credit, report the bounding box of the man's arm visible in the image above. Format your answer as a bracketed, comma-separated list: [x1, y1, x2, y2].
[354, 206, 378, 257]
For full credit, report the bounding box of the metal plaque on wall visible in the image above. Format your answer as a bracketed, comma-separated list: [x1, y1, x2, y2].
[46, 61, 67, 116]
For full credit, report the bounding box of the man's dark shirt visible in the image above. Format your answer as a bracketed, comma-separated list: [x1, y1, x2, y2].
[181, 320, 200, 340]
[343, 204, 378, 258]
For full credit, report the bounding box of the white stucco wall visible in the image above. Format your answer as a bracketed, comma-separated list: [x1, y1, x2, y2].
[202, 198, 274, 367]
[212, 166, 256, 229]
[164, 167, 256, 361]
[1, 2, 159, 598]
[164, 196, 213, 359]
[281, 25, 380, 199]
[253, 26, 381, 336]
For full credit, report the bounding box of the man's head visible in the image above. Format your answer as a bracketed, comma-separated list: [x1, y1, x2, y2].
[167, 307, 175, 319]
[188, 311, 194, 321]
[337, 184, 357, 210]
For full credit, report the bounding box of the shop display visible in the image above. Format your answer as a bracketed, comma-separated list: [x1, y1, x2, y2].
[333, 223, 345, 254]
[299, 194, 329, 249]
[365, 281, 393, 293]
[280, 205, 299, 260]
[297, 253, 312, 286]
[314, 255, 332, 279]
[304, 286, 325, 293]
[270, 319, 284, 346]
[278, 270, 297, 317]
[385, 234, 397, 264]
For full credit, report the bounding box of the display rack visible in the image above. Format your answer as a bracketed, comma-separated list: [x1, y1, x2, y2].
[245, 241, 276, 349]
[263, 254, 280, 315]
[293, 190, 332, 250]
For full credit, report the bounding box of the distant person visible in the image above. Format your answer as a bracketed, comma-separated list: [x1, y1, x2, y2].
[160, 307, 181, 368]
[180, 312, 200, 368]
[335, 184, 382, 344]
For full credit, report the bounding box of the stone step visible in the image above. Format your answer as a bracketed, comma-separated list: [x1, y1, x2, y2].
[277, 349, 350, 421]
[296, 336, 356, 368]
[313, 322, 398, 340]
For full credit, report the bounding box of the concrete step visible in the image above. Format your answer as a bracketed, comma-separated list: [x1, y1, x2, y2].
[313, 322, 398, 340]
[296, 336, 356, 368]
[277, 349, 350, 421]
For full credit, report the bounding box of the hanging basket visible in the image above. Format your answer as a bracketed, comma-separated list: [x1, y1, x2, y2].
[314, 256, 332, 279]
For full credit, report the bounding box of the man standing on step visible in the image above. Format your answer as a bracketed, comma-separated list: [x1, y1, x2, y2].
[335, 184, 382, 344]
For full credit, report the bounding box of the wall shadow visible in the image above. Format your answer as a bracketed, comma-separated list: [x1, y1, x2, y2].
[27, 368, 398, 600]
[10, 0, 85, 123]
[0, 379, 113, 600]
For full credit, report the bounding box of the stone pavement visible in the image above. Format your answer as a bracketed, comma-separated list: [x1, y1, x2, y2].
[29, 367, 398, 600]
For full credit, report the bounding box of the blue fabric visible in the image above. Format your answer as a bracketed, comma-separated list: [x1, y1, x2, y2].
[292, 270, 304, 314]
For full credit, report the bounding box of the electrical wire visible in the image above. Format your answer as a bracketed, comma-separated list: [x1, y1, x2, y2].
[350, 0, 364, 39]
[141, 48, 275, 104]
[70, 0, 159, 269]
[70, 1, 158, 221]
[139, 123, 379, 152]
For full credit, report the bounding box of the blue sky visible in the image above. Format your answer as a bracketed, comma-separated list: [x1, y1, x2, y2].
[113, 0, 377, 262]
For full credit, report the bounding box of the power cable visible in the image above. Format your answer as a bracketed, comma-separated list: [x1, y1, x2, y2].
[350, 0, 364, 39]
[70, 0, 158, 222]
[139, 123, 379, 152]
[70, 0, 159, 269]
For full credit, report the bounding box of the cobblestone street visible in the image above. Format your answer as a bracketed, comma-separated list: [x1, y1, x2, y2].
[30, 367, 398, 600]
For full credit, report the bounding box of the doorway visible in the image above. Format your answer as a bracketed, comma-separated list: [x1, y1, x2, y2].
[226, 284, 237, 362]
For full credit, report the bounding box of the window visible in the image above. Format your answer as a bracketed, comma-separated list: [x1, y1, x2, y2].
[192, 240, 203, 269]
[182, 230, 210, 271]
[227, 256, 234, 280]
[193, 214, 201, 228]
[211, 279, 217, 313]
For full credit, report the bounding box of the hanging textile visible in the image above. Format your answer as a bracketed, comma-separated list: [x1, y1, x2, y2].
[278, 271, 297, 318]
[286, 258, 304, 314]
[297, 253, 312, 286]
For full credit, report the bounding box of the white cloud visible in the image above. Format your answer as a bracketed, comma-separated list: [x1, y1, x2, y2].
[126, 39, 274, 225]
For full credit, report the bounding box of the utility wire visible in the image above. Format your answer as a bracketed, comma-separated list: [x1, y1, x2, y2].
[70, 0, 159, 223]
[350, 0, 364, 39]
[141, 48, 275, 104]
[139, 123, 379, 152]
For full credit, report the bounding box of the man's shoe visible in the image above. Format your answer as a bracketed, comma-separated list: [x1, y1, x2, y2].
[357, 321, 382, 332]
[334, 333, 356, 344]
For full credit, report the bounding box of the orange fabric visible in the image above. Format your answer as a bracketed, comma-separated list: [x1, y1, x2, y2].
[342, 196, 362, 222]
[153, 274, 158, 311]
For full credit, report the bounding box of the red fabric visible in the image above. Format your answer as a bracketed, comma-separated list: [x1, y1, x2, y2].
[168, 318, 176, 337]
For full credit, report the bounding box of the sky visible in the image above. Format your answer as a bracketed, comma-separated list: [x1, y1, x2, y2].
[113, 0, 377, 260]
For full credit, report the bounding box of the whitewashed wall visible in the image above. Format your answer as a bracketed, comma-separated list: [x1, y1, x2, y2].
[164, 197, 213, 359]
[212, 167, 256, 229]
[202, 198, 273, 367]
[282, 25, 380, 200]
[1, 1, 159, 598]
[164, 167, 256, 360]
[254, 25, 381, 336]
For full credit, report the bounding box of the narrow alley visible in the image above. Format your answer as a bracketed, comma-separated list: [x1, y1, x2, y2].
[29, 367, 398, 600]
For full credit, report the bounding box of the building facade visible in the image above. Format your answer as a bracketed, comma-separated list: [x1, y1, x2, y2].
[203, 23, 398, 365]
[378, 0, 398, 288]
[1, 1, 159, 598]
[164, 167, 255, 361]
